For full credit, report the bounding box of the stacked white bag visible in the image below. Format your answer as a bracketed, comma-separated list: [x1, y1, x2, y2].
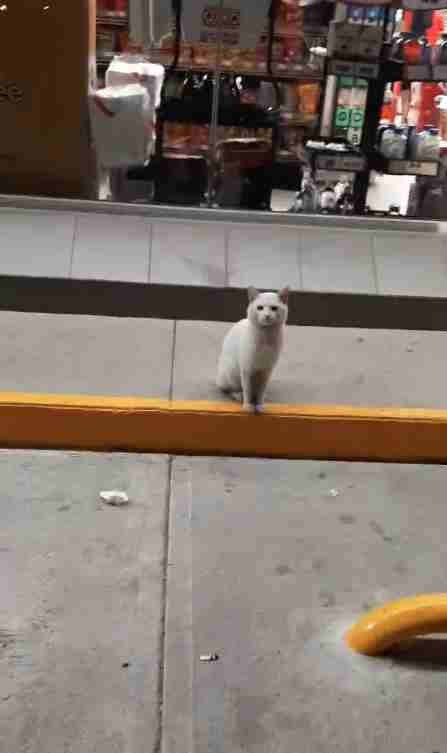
[89, 57, 165, 169]
[106, 59, 165, 111]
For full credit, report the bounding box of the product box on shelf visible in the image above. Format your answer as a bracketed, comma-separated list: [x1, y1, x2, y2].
[152, 0, 272, 49]
[327, 22, 360, 58]
[328, 20, 383, 59]
[357, 36, 382, 59]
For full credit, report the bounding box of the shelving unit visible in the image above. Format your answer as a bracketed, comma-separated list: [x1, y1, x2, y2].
[96, 7, 129, 81]
[146, 0, 327, 205]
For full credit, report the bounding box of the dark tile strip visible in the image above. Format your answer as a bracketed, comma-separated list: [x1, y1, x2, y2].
[1, 275, 447, 331]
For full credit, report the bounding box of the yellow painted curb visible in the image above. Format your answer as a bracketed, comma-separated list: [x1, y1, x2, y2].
[345, 594, 447, 656]
[1, 392, 447, 461]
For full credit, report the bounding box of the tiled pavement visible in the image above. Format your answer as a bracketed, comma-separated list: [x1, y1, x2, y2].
[1, 207, 447, 297]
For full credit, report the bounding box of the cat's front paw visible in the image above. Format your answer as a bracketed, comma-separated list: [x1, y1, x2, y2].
[242, 402, 256, 414]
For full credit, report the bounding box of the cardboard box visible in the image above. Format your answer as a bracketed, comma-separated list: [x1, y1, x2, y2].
[327, 22, 360, 57]
[151, 0, 272, 48]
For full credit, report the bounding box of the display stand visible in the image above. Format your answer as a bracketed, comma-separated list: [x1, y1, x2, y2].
[148, 0, 325, 209]
[341, 3, 447, 216]
[152, 0, 280, 208]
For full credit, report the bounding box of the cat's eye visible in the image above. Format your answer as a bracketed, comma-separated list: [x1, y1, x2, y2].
[257, 305, 264, 311]
[271, 306, 278, 312]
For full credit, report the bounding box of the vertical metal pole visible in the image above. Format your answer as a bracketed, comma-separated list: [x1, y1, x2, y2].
[353, 6, 391, 215]
[128, 0, 150, 46]
[207, 0, 225, 207]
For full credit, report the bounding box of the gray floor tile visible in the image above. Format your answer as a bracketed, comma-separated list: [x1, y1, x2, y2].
[228, 225, 300, 290]
[0, 311, 174, 397]
[168, 455, 447, 753]
[1, 450, 168, 753]
[150, 222, 226, 286]
[300, 228, 376, 294]
[173, 319, 447, 408]
[0, 209, 74, 277]
[71, 214, 151, 282]
[373, 233, 447, 297]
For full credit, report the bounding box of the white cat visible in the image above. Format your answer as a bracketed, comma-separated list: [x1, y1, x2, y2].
[216, 287, 289, 413]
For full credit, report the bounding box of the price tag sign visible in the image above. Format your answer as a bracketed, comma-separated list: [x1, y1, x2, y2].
[388, 160, 439, 176]
[329, 60, 379, 79]
[403, 0, 447, 9]
[329, 60, 355, 77]
[433, 65, 447, 80]
[316, 154, 366, 172]
[355, 62, 379, 79]
[408, 161, 439, 176]
[341, 0, 391, 4]
[403, 64, 431, 81]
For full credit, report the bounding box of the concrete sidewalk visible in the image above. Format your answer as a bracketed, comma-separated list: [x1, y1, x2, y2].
[5, 450, 447, 753]
[1, 310, 447, 408]
[165, 456, 447, 753]
[3, 311, 447, 753]
[1, 450, 169, 753]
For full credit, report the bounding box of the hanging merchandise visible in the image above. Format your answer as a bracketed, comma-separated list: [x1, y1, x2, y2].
[106, 57, 165, 109]
[105, 56, 165, 156]
[402, 34, 431, 63]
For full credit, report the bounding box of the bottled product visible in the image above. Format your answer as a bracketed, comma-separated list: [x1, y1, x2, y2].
[347, 6, 365, 24]
[406, 125, 417, 158]
[436, 94, 447, 140]
[410, 127, 440, 161]
[296, 83, 320, 116]
[319, 185, 337, 211]
[379, 126, 407, 159]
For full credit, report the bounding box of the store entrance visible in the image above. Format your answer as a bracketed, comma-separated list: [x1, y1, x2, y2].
[3, 0, 446, 220]
[95, 1, 447, 219]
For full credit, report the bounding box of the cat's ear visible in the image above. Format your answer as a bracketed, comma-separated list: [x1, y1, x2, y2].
[248, 287, 259, 302]
[278, 286, 290, 304]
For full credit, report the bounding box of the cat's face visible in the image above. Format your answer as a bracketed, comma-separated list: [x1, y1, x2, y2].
[247, 288, 289, 328]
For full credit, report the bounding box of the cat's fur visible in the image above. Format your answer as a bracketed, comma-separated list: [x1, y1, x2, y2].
[216, 287, 289, 413]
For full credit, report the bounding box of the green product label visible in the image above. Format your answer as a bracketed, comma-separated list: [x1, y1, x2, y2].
[335, 106, 350, 128]
[351, 108, 364, 128]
